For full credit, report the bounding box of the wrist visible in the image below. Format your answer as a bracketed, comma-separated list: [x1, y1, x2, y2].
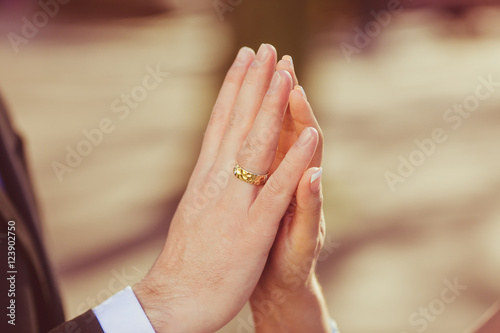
[133, 274, 195, 333]
[133, 270, 231, 333]
[251, 276, 331, 333]
[133, 278, 172, 332]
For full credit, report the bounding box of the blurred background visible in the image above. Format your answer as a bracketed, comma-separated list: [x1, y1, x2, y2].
[1, 0, 500, 332]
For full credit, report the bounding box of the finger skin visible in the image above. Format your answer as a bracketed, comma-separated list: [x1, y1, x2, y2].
[271, 57, 298, 173]
[250, 127, 319, 233]
[255, 167, 324, 291]
[234, 70, 293, 176]
[197, 47, 255, 171]
[132, 46, 331, 333]
[290, 87, 323, 168]
[218, 44, 278, 161]
[289, 167, 324, 258]
[474, 307, 500, 333]
[251, 57, 331, 333]
[280, 55, 298, 86]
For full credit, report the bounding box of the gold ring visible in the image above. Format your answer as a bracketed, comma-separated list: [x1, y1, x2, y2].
[233, 164, 268, 186]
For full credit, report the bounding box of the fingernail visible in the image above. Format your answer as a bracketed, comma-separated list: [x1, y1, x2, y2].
[295, 85, 307, 101]
[310, 167, 322, 193]
[255, 44, 270, 64]
[298, 127, 315, 145]
[282, 55, 293, 67]
[234, 47, 253, 66]
[267, 71, 282, 95]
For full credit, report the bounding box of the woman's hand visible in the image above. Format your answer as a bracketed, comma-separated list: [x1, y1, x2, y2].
[250, 56, 332, 333]
[133, 44, 320, 333]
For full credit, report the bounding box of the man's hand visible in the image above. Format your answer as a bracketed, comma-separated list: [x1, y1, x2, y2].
[133, 44, 320, 333]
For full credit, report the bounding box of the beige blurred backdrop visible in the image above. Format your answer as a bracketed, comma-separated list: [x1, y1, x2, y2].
[1, 0, 500, 332]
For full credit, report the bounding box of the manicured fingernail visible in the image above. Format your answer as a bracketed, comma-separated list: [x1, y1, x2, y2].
[234, 47, 253, 66]
[282, 55, 293, 66]
[294, 85, 307, 101]
[255, 44, 270, 64]
[298, 127, 316, 145]
[267, 71, 282, 95]
[310, 167, 322, 193]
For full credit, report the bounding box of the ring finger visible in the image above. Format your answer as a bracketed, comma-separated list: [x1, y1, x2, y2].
[229, 69, 293, 194]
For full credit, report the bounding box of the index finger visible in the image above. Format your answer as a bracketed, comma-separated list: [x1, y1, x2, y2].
[198, 47, 255, 169]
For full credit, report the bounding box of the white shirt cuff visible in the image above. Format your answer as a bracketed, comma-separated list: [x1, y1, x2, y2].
[93, 286, 338, 333]
[92, 286, 155, 333]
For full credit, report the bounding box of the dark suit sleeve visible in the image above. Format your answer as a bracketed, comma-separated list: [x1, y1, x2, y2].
[49, 310, 104, 333]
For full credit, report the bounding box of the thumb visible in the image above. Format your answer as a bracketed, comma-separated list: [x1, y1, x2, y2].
[287, 167, 324, 258]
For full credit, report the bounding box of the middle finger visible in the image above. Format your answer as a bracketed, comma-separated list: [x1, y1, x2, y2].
[217, 44, 277, 161]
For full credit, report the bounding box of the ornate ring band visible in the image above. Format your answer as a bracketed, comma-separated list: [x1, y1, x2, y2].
[233, 164, 268, 186]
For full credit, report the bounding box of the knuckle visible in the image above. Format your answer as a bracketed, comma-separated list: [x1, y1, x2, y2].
[299, 190, 323, 214]
[209, 102, 226, 125]
[279, 157, 298, 179]
[242, 133, 264, 156]
[238, 132, 275, 165]
[243, 68, 260, 87]
[235, 154, 250, 169]
[254, 126, 275, 148]
[225, 64, 246, 84]
[266, 176, 283, 196]
[289, 140, 311, 162]
[227, 107, 246, 131]
[260, 175, 287, 213]
[259, 195, 278, 216]
[259, 100, 281, 119]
